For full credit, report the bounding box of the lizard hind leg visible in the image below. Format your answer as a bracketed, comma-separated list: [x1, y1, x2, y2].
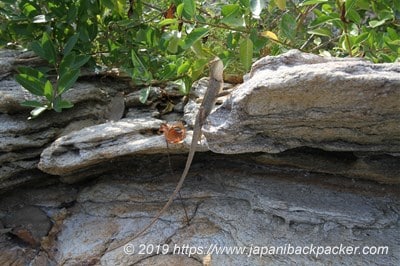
[162, 132, 190, 227]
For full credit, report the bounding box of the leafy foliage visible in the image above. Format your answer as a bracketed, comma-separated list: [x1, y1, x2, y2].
[0, 0, 399, 117]
[15, 32, 90, 119]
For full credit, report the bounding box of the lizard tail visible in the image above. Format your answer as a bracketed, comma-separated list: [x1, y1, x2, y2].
[107, 127, 202, 252]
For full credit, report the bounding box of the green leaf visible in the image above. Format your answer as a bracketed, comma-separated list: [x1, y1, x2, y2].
[240, 0, 250, 8]
[58, 100, 74, 109]
[183, 77, 193, 95]
[78, 20, 98, 42]
[196, 14, 207, 23]
[159, 63, 177, 80]
[177, 61, 191, 75]
[71, 55, 90, 69]
[176, 3, 184, 18]
[357, 0, 370, 10]
[346, 9, 361, 24]
[280, 13, 296, 41]
[345, 0, 357, 12]
[354, 32, 369, 45]
[20, 100, 44, 108]
[115, 0, 126, 17]
[87, 21, 98, 41]
[239, 38, 253, 71]
[310, 14, 340, 27]
[386, 27, 399, 40]
[63, 34, 79, 55]
[250, 28, 268, 51]
[190, 58, 208, 81]
[167, 33, 180, 54]
[127, 0, 142, 20]
[159, 18, 178, 27]
[354, 32, 369, 44]
[44, 80, 53, 101]
[21, 2, 38, 18]
[174, 79, 188, 95]
[131, 50, 152, 82]
[139, 87, 151, 104]
[182, 0, 196, 19]
[394, 0, 400, 11]
[60, 52, 76, 74]
[52, 97, 62, 112]
[58, 68, 80, 94]
[100, 0, 114, 9]
[66, 5, 78, 23]
[182, 27, 209, 50]
[369, 20, 386, 28]
[79, 27, 90, 42]
[387, 40, 400, 46]
[307, 28, 332, 37]
[176, 77, 193, 96]
[377, 10, 394, 21]
[131, 50, 147, 71]
[313, 37, 322, 46]
[275, 0, 286, 10]
[226, 32, 240, 49]
[383, 35, 399, 52]
[339, 34, 351, 51]
[17, 67, 46, 82]
[30, 41, 47, 61]
[41, 32, 57, 64]
[221, 4, 245, 28]
[15, 74, 45, 96]
[144, 28, 155, 46]
[300, 0, 327, 6]
[227, 32, 234, 49]
[191, 40, 209, 57]
[367, 30, 377, 47]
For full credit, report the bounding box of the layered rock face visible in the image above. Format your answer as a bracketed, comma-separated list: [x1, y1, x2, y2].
[0, 50, 399, 265]
[204, 50, 400, 183]
[1, 50, 399, 189]
[0, 50, 127, 191]
[1, 158, 399, 265]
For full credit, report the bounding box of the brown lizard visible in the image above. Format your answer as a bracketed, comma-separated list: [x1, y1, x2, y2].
[107, 57, 224, 252]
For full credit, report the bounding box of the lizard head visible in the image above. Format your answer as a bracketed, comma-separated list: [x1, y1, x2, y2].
[208, 57, 224, 82]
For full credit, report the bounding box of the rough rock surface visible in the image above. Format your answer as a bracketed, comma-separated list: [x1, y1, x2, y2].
[1, 49, 399, 265]
[0, 50, 129, 191]
[37, 77, 212, 179]
[38, 118, 208, 178]
[2, 205, 52, 246]
[0, 155, 399, 265]
[0, 83, 125, 191]
[3, 50, 399, 186]
[205, 50, 400, 153]
[254, 148, 400, 184]
[204, 50, 400, 183]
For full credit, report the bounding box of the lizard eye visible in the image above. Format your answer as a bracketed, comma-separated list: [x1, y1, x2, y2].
[159, 122, 186, 144]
